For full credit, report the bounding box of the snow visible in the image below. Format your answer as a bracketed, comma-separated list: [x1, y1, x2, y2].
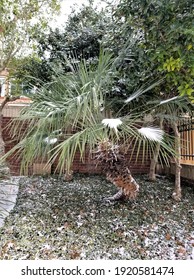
[102, 118, 122, 132]
[138, 127, 164, 142]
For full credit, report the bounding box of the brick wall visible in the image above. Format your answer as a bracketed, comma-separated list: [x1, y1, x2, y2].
[2, 116, 24, 175]
[2, 116, 150, 176]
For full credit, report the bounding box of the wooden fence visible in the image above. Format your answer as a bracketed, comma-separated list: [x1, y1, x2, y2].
[179, 117, 194, 165]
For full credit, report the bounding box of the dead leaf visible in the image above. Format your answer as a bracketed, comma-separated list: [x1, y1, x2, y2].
[165, 233, 171, 240]
[176, 240, 184, 246]
[70, 250, 81, 259]
[64, 222, 70, 229]
[177, 246, 186, 255]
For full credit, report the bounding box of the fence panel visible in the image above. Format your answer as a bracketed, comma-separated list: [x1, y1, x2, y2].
[179, 118, 194, 164]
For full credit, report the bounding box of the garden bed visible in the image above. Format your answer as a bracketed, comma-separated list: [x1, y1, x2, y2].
[0, 174, 194, 260]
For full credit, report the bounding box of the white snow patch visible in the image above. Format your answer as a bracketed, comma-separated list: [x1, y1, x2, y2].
[44, 137, 58, 145]
[102, 118, 122, 132]
[160, 96, 178, 105]
[138, 127, 164, 142]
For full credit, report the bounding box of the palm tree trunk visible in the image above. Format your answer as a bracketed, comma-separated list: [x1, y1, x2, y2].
[104, 189, 126, 201]
[149, 118, 163, 181]
[149, 142, 161, 181]
[172, 121, 182, 201]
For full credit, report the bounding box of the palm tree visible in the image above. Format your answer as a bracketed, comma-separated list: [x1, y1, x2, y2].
[147, 95, 193, 200]
[4, 51, 174, 200]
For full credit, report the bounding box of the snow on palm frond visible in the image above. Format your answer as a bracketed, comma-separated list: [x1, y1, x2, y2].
[76, 95, 82, 103]
[102, 118, 122, 132]
[44, 137, 58, 145]
[124, 89, 143, 103]
[138, 127, 164, 142]
[159, 96, 179, 105]
[125, 80, 163, 103]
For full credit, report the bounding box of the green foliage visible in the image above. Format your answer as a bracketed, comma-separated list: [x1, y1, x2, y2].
[14, 0, 194, 102]
[0, 0, 61, 71]
[115, 0, 194, 99]
[163, 57, 183, 73]
[14, 2, 110, 87]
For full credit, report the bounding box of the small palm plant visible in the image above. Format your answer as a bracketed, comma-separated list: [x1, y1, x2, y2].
[147, 95, 193, 200]
[4, 50, 174, 201]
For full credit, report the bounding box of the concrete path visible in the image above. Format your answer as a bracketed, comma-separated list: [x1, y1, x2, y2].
[0, 177, 20, 228]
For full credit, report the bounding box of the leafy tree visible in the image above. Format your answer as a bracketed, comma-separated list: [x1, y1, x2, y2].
[0, 0, 60, 72]
[15, 2, 110, 87]
[0, 0, 61, 177]
[16, 0, 194, 100]
[14, 1, 156, 116]
[113, 0, 194, 99]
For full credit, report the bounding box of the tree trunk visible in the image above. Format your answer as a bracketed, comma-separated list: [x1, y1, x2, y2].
[0, 88, 20, 178]
[149, 142, 161, 181]
[172, 121, 182, 201]
[0, 107, 10, 178]
[149, 118, 163, 181]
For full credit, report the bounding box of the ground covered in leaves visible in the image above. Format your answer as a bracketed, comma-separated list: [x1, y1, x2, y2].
[0, 174, 194, 260]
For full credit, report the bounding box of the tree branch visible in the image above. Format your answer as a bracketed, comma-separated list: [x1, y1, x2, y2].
[0, 95, 21, 111]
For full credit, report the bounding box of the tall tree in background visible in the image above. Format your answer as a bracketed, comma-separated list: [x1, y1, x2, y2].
[113, 0, 194, 97]
[14, 2, 110, 88]
[0, 0, 61, 177]
[15, 0, 194, 99]
[0, 0, 60, 72]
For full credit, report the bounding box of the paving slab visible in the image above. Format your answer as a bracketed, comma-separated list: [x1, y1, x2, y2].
[0, 177, 20, 228]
